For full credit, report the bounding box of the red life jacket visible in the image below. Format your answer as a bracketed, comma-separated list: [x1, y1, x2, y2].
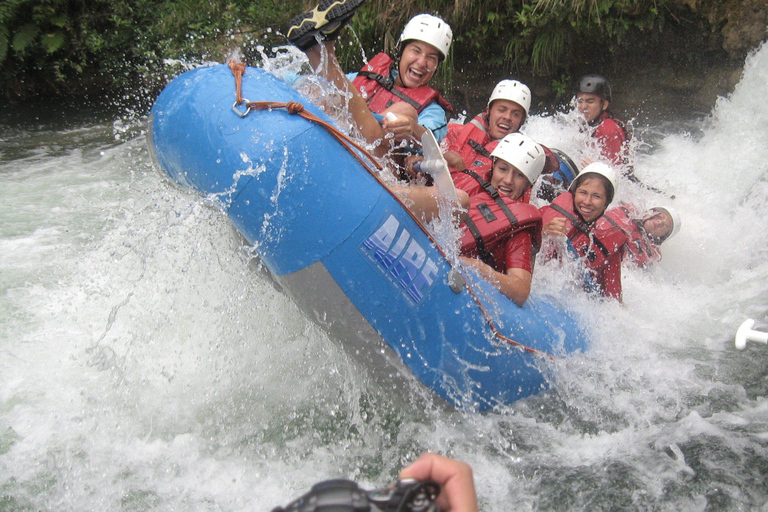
[604, 205, 661, 267]
[540, 192, 628, 300]
[447, 114, 561, 176]
[591, 111, 630, 167]
[450, 166, 489, 196]
[446, 113, 493, 168]
[352, 53, 454, 117]
[459, 171, 542, 271]
[541, 192, 627, 272]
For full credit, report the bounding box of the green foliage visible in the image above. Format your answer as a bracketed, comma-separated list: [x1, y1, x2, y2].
[0, 0, 686, 100]
[0, 0, 289, 99]
[341, 0, 677, 77]
[0, 28, 7, 63]
[551, 73, 571, 98]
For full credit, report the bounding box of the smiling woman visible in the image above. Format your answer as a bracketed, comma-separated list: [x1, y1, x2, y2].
[572, 175, 610, 223]
[539, 162, 628, 301]
[396, 40, 441, 88]
[283, 1, 457, 159]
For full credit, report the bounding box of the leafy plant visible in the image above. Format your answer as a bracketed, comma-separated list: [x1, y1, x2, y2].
[0, 0, 709, 102]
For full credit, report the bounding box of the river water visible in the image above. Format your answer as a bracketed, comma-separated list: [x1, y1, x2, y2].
[2, 41, 768, 511]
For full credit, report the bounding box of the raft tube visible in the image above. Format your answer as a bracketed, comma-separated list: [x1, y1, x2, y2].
[148, 64, 589, 412]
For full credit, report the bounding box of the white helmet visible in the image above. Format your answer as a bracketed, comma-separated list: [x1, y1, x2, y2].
[488, 79, 531, 116]
[651, 206, 681, 241]
[569, 162, 617, 205]
[490, 133, 545, 185]
[399, 14, 453, 59]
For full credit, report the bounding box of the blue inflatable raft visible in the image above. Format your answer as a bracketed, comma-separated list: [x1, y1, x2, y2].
[148, 63, 589, 412]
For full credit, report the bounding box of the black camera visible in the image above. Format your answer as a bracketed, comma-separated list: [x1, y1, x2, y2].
[271, 478, 440, 512]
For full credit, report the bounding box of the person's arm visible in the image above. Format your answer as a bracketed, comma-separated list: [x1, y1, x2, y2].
[460, 230, 534, 307]
[540, 145, 561, 175]
[543, 216, 568, 236]
[392, 185, 470, 223]
[305, 42, 387, 156]
[399, 453, 478, 512]
[418, 102, 449, 142]
[443, 150, 467, 171]
[462, 256, 532, 306]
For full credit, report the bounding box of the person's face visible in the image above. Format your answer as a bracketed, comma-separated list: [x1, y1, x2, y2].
[642, 210, 673, 240]
[491, 159, 531, 200]
[397, 41, 441, 88]
[576, 92, 608, 123]
[487, 99, 526, 140]
[573, 177, 609, 222]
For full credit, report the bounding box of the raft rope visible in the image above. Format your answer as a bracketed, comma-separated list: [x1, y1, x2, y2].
[227, 61, 553, 359]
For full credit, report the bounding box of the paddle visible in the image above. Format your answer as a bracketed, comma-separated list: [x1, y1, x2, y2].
[735, 319, 768, 350]
[417, 128, 461, 209]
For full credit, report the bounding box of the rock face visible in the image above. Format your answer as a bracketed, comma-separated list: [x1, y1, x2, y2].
[678, 0, 768, 59]
[447, 0, 767, 121]
[614, 0, 767, 117]
[539, 0, 767, 120]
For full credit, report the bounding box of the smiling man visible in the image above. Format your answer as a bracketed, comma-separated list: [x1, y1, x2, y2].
[440, 79, 561, 201]
[441, 79, 530, 171]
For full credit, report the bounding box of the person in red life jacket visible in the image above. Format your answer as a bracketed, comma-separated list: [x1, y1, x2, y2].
[395, 133, 545, 306]
[458, 133, 547, 306]
[441, 79, 531, 171]
[539, 162, 628, 301]
[438, 79, 560, 199]
[575, 75, 631, 168]
[575, 75, 668, 195]
[285, 3, 453, 152]
[604, 204, 681, 267]
[348, 13, 454, 144]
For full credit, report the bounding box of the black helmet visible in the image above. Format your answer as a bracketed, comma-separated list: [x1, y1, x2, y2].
[576, 74, 612, 102]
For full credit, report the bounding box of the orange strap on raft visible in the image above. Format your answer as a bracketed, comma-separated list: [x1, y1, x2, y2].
[229, 60, 246, 105]
[229, 59, 382, 175]
[243, 100, 384, 176]
[226, 61, 552, 359]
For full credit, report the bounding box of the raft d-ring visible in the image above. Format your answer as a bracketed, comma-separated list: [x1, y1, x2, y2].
[232, 99, 251, 118]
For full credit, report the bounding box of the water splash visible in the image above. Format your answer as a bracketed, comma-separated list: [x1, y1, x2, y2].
[3, 36, 768, 512]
